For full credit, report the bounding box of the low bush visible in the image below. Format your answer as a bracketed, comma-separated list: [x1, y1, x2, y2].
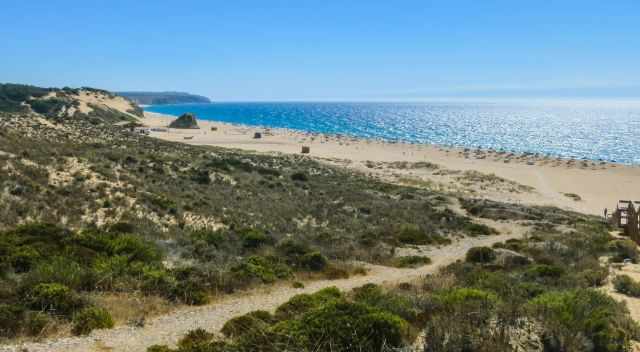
[351, 284, 417, 322]
[0, 304, 25, 337]
[27, 283, 85, 316]
[613, 275, 640, 297]
[396, 224, 431, 245]
[290, 172, 308, 182]
[271, 300, 408, 351]
[71, 307, 114, 335]
[221, 310, 274, 338]
[231, 256, 292, 284]
[240, 228, 269, 249]
[392, 255, 431, 268]
[321, 264, 350, 280]
[299, 251, 328, 271]
[463, 222, 497, 237]
[529, 289, 639, 352]
[275, 287, 342, 320]
[465, 247, 496, 263]
[172, 280, 209, 305]
[524, 264, 565, 280]
[24, 311, 51, 336]
[177, 328, 215, 350]
[608, 240, 639, 263]
[577, 267, 608, 287]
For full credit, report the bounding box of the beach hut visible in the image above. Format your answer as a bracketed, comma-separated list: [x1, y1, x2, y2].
[254, 132, 262, 139]
[301, 146, 310, 154]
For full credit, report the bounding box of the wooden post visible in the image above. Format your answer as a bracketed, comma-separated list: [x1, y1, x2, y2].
[628, 202, 640, 243]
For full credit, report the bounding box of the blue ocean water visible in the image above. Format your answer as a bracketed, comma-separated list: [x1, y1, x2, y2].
[145, 101, 640, 164]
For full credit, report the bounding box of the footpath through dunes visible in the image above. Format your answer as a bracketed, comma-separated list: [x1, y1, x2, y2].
[2, 224, 526, 352]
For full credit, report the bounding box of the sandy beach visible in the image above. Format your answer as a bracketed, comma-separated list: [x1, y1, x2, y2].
[142, 111, 640, 216]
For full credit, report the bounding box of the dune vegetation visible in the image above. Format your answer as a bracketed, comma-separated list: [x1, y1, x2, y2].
[1, 84, 639, 352]
[0, 85, 494, 341]
[151, 216, 640, 352]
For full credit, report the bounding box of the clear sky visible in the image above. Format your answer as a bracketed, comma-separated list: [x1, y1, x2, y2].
[1, 1, 639, 101]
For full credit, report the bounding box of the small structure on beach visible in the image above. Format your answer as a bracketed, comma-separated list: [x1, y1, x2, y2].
[609, 201, 640, 242]
[301, 146, 310, 154]
[253, 132, 262, 139]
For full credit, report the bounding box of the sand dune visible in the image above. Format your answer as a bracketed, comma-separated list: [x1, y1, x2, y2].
[142, 112, 640, 216]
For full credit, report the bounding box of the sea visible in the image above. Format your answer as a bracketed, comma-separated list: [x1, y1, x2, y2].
[145, 100, 640, 164]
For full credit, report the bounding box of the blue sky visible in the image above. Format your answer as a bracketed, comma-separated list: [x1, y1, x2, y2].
[1, 1, 639, 100]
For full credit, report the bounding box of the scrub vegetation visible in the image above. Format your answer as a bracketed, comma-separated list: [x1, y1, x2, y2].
[0, 86, 492, 341]
[153, 216, 640, 352]
[2, 85, 639, 351]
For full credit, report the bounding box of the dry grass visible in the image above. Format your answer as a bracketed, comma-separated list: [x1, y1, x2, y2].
[90, 292, 176, 326]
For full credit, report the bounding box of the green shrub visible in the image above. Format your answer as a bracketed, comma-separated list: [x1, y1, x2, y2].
[221, 310, 274, 338]
[608, 240, 639, 263]
[524, 264, 564, 280]
[0, 304, 25, 337]
[29, 98, 68, 116]
[24, 256, 94, 291]
[108, 234, 162, 263]
[322, 264, 350, 280]
[275, 287, 342, 320]
[276, 239, 311, 264]
[299, 251, 328, 271]
[577, 267, 608, 287]
[172, 281, 209, 305]
[290, 172, 308, 182]
[465, 247, 496, 263]
[140, 267, 175, 296]
[393, 255, 431, 268]
[9, 246, 40, 273]
[424, 287, 501, 350]
[397, 224, 429, 245]
[529, 289, 639, 352]
[71, 307, 114, 335]
[463, 222, 497, 237]
[190, 230, 225, 247]
[27, 283, 84, 316]
[613, 275, 640, 297]
[351, 284, 417, 322]
[240, 228, 269, 249]
[24, 311, 50, 336]
[92, 255, 130, 290]
[107, 222, 136, 234]
[435, 288, 498, 308]
[271, 300, 407, 351]
[231, 256, 292, 284]
[177, 328, 215, 350]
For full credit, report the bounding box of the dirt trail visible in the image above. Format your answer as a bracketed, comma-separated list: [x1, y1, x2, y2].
[3, 223, 526, 352]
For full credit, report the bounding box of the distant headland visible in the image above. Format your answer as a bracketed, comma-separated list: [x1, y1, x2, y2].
[117, 91, 211, 105]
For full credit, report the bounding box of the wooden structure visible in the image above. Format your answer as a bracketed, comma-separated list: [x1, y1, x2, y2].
[609, 201, 640, 243]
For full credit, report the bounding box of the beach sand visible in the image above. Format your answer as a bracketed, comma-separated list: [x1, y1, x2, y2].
[142, 111, 640, 216]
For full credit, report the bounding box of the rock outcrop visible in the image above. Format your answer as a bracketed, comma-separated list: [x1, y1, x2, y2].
[169, 113, 200, 129]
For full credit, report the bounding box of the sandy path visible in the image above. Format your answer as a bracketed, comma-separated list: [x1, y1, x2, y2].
[3, 228, 524, 352]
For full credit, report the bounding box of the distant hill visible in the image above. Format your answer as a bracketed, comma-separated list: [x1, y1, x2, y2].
[117, 91, 211, 105]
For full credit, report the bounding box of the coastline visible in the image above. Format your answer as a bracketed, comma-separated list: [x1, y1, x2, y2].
[141, 111, 640, 216]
